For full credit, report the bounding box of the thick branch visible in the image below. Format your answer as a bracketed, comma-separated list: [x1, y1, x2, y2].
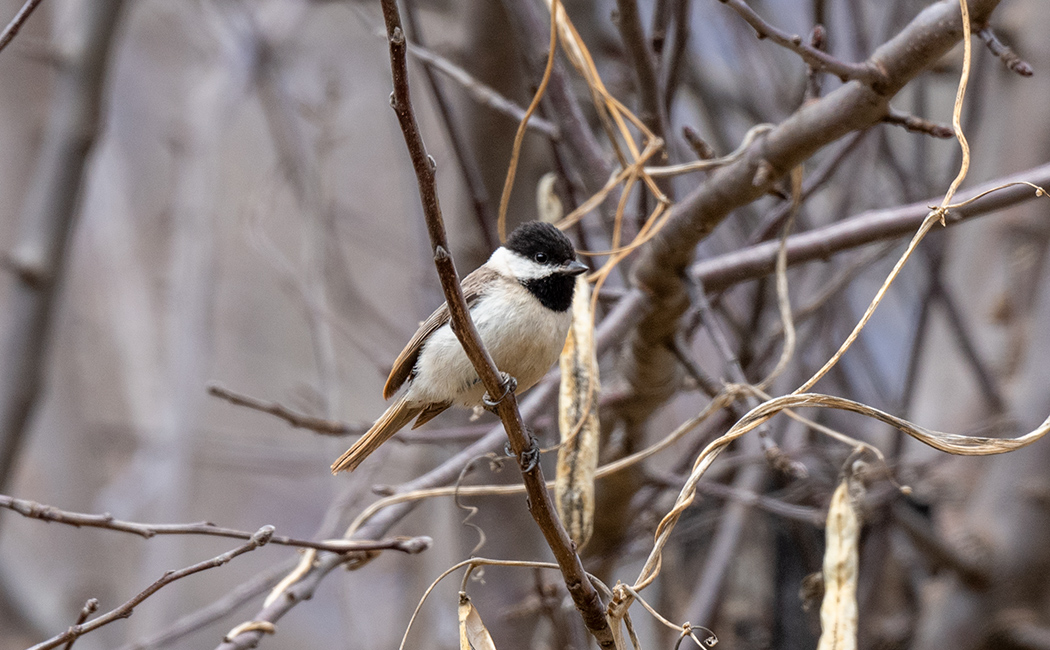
[618, 0, 1004, 425]
[0, 0, 125, 495]
[691, 161, 1050, 291]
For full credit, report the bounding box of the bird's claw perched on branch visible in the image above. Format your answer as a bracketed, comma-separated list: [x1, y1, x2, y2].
[483, 373, 518, 410]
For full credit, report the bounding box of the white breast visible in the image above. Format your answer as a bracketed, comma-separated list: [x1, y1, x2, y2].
[405, 281, 572, 407]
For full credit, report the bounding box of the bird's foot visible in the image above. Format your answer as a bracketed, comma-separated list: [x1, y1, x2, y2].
[482, 373, 518, 411]
[518, 435, 541, 472]
[506, 433, 541, 472]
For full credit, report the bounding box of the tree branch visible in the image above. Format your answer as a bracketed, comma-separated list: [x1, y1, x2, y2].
[0, 494, 432, 554]
[691, 161, 1050, 291]
[28, 528, 276, 650]
[0, 0, 45, 53]
[375, 0, 614, 645]
[206, 382, 366, 437]
[718, 0, 887, 86]
[618, 0, 1006, 427]
[0, 0, 126, 496]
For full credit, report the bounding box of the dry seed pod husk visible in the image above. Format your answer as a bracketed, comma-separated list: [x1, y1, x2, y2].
[459, 592, 498, 650]
[817, 473, 864, 650]
[555, 275, 600, 549]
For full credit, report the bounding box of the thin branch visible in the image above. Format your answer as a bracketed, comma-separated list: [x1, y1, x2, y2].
[717, 0, 887, 86]
[206, 382, 366, 436]
[403, 0, 498, 249]
[977, 26, 1033, 77]
[62, 599, 98, 650]
[377, 1, 614, 645]
[28, 528, 276, 650]
[116, 561, 292, 650]
[882, 108, 954, 138]
[0, 0, 44, 53]
[615, 0, 666, 138]
[0, 494, 432, 554]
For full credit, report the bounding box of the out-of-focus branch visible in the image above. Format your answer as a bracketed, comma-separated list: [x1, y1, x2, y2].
[375, 1, 614, 645]
[28, 528, 276, 650]
[0, 494, 432, 554]
[116, 561, 293, 650]
[691, 161, 1050, 291]
[615, 0, 666, 138]
[206, 382, 367, 436]
[717, 0, 888, 86]
[0, 0, 125, 496]
[882, 108, 954, 138]
[977, 26, 1033, 76]
[617, 0, 1007, 427]
[0, 0, 44, 53]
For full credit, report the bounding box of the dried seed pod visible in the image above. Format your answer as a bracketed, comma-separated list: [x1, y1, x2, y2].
[816, 472, 864, 650]
[459, 592, 497, 650]
[555, 276, 600, 549]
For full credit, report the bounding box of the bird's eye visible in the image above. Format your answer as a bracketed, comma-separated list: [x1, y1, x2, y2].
[534, 252, 548, 263]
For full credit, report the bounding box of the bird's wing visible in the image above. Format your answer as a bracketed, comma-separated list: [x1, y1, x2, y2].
[382, 266, 499, 399]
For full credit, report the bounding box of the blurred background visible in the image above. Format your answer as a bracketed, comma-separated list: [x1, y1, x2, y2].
[0, 0, 1047, 649]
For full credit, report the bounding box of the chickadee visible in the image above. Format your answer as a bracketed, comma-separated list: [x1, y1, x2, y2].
[331, 221, 588, 473]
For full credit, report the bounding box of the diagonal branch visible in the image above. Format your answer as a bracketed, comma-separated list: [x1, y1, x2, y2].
[0, 0, 45, 53]
[718, 0, 888, 86]
[28, 528, 275, 650]
[375, 0, 614, 645]
[617, 0, 1005, 427]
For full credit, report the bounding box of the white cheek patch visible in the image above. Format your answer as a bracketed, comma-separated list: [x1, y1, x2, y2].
[487, 247, 551, 281]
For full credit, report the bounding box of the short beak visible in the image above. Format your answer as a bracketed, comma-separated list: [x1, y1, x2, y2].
[564, 259, 589, 276]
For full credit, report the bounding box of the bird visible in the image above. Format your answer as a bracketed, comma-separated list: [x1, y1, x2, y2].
[331, 221, 588, 473]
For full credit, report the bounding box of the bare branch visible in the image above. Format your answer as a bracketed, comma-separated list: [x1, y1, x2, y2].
[0, 0, 45, 53]
[883, 108, 954, 138]
[206, 382, 367, 437]
[977, 26, 1033, 77]
[28, 528, 276, 650]
[0, 0, 125, 496]
[376, 0, 615, 645]
[691, 161, 1050, 292]
[0, 494, 432, 554]
[717, 0, 887, 86]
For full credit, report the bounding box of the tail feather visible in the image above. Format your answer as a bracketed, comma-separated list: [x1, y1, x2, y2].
[331, 396, 422, 473]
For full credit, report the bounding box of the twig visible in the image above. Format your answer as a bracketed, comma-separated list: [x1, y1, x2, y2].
[206, 382, 366, 436]
[403, 0, 497, 250]
[0, 494, 432, 554]
[716, 0, 886, 86]
[977, 26, 1033, 77]
[116, 560, 292, 650]
[28, 528, 276, 650]
[804, 24, 826, 101]
[0, 0, 44, 53]
[882, 108, 954, 138]
[62, 599, 98, 650]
